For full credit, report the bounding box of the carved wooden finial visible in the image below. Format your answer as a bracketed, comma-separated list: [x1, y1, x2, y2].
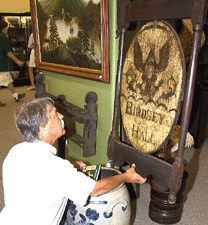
[58, 94, 66, 102]
[85, 92, 98, 104]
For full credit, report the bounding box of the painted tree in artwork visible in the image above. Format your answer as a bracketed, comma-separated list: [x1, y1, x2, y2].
[49, 15, 60, 50]
[90, 41, 95, 57]
[76, 1, 100, 59]
[78, 30, 90, 53]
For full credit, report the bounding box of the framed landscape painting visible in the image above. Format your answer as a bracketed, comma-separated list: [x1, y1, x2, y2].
[30, 0, 109, 83]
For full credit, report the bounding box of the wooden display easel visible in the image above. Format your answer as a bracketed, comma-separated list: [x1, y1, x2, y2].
[107, 0, 207, 203]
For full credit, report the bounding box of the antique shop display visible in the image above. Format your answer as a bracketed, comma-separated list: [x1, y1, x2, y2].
[107, 0, 207, 223]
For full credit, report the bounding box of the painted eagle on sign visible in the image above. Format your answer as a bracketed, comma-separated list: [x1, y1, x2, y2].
[133, 38, 170, 100]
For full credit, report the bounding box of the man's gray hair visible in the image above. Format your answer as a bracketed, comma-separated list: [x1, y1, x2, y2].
[14, 97, 54, 142]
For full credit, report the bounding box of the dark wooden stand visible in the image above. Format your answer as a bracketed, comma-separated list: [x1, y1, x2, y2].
[107, 0, 207, 203]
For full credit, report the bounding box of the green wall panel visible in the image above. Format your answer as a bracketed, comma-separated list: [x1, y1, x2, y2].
[44, 0, 118, 166]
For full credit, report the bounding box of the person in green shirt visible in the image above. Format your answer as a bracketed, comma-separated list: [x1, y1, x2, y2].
[0, 20, 26, 107]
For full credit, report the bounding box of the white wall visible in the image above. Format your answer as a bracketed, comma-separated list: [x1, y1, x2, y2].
[0, 0, 30, 13]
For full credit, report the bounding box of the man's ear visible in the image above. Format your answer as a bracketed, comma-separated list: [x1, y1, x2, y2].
[39, 125, 49, 140]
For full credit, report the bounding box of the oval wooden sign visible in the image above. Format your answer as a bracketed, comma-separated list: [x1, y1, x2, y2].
[121, 21, 186, 154]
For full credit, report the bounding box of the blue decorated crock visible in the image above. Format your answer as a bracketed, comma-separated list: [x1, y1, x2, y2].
[66, 167, 131, 225]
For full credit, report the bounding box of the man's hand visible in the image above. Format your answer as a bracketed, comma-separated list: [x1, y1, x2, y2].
[70, 160, 86, 172]
[124, 164, 147, 184]
[91, 164, 146, 197]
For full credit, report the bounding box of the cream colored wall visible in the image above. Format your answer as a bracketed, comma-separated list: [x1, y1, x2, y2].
[0, 0, 30, 13]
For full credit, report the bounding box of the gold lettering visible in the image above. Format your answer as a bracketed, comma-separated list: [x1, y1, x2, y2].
[132, 123, 155, 145]
[124, 101, 171, 128]
[152, 112, 157, 122]
[141, 109, 146, 119]
[136, 107, 141, 117]
[146, 110, 152, 120]
[132, 124, 139, 137]
[137, 125, 146, 140]
[146, 131, 153, 143]
[126, 101, 132, 115]
[133, 106, 136, 116]
[159, 114, 165, 125]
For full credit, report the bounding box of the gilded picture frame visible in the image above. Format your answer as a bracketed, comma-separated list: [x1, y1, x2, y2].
[30, 0, 109, 83]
